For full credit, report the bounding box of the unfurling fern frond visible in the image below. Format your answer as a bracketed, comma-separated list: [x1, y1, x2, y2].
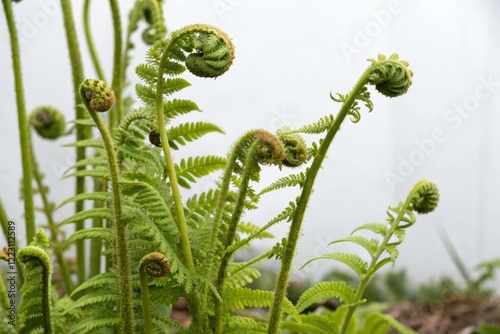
[295, 281, 359, 313]
[330, 86, 373, 123]
[258, 171, 306, 196]
[17, 229, 54, 334]
[288, 114, 335, 134]
[167, 122, 224, 149]
[358, 313, 417, 334]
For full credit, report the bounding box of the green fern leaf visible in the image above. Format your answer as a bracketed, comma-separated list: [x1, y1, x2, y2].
[59, 208, 112, 227]
[63, 156, 107, 173]
[58, 192, 111, 209]
[62, 138, 104, 149]
[224, 288, 300, 322]
[301, 253, 368, 277]
[358, 313, 417, 334]
[61, 167, 109, 180]
[64, 293, 119, 315]
[295, 281, 358, 313]
[68, 314, 120, 334]
[164, 99, 200, 119]
[70, 273, 117, 297]
[64, 228, 112, 248]
[291, 114, 335, 134]
[167, 122, 224, 149]
[351, 222, 389, 237]
[237, 222, 274, 239]
[328, 236, 380, 257]
[383, 244, 399, 262]
[224, 316, 268, 333]
[281, 314, 339, 334]
[175, 156, 226, 189]
[258, 171, 306, 196]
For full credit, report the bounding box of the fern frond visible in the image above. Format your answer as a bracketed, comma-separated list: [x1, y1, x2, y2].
[175, 156, 226, 189]
[290, 114, 335, 134]
[167, 122, 224, 149]
[258, 171, 306, 196]
[351, 222, 389, 237]
[224, 316, 268, 333]
[64, 227, 113, 248]
[164, 99, 201, 119]
[226, 266, 261, 289]
[237, 222, 274, 240]
[58, 192, 111, 209]
[224, 288, 300, 322]
[301, 253, 368, 278]
[70, 273, 117, 297]
[68, 314, 120, 334]
[328, 236, 380, 257]
[61, 166, 109, 180]
[295, 281, 358, 313]
[59, 208, 112, 227]
[281, 314, 339, 334]
[358, 313, 417, 334]
[62, 138, 104, 149]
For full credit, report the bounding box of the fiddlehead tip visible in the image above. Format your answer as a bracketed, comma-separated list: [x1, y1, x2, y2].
[139, 252, 170, 277]
[410, 180, 439, 214]
[182, 25, 235, 78]
[29, 106, 66, 140]
[367, 53, 413, 98]
[279, 134, 308, 167]
[79, 79, 116, 112]
[253, 129, 286, 166]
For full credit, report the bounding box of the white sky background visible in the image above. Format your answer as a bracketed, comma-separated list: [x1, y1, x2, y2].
[1, 0, 499, 289]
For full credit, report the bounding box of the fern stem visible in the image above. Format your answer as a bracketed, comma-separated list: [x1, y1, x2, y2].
[213, 142, 260, 334]
[109, 0, 123, 129]
[268, 71, 372, 334]
[339, 195, 413, 334]
[59, 0, 90, 286]
[30, 146, 74, 293]
[90, 176, 105, 278]
[0, 197, 24, 286]
[83, 0, 105, 81]
[139, 270, 154, 334]
[81, 102, 134, 334]
[1, 0, 36, 244]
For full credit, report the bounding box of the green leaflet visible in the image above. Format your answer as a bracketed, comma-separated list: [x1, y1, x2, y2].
[295, 281, 359, 313]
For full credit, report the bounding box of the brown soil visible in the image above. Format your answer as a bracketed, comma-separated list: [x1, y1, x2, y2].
[387, 294, 500, 334]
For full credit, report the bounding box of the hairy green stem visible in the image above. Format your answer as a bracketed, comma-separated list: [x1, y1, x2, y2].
[59, 0, 89, 285]
[214, 142, 260, 334]
[0, 197, 24, 286]
[139, 270, 154, 334]
[90, 177, 105, 278]
[30, 148, 74, 293]
[2, 0, 36, 243]
[83, 0, 105, 81]
[339, 195, 413, 334]
[109, 0, 123, 129]
[268, 72, 372, 334]
[82, 103, 134, 334]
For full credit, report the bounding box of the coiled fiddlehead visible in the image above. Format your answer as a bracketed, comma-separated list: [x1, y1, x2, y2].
[409, 180, 439, 214]
[139, 252, 171, 277]
[29, 106, 66, 140]
[253, 129, 286, 167]
[367, 53, 413, 98]
[139, 252, 170, 334]
[80, 79, 116, 112]
[279, 134, 308, 167]
[17, 229, 53, 334]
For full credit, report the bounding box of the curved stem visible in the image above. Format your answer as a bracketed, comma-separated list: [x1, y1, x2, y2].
[213, 142, 259, 334]
[2, 0, 36, 243]
[267, 71, 372, 334]
[59, 0, 90, 285]
[30, 146, 74, 293]
[109, 0, 123, 130]
[83, 104, 134, 334]
[339, 196, 412, 334]
[83, 0, 105, 81]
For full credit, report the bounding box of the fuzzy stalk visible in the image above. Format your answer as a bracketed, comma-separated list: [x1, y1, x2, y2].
[213, 142, 260, 334]
[109, 0, 124, 129]
[59, 0, 90, 285]
[30, 147, 74, 293]
[81, 100, 134, 334]
[2, 0, 36, 243]
[267, 72, 372, 334]
[139, 270, 154, 334]
[83, 0, 105, 80]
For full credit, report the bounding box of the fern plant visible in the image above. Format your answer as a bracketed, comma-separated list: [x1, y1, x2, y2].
[0, 1, 444, 333]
